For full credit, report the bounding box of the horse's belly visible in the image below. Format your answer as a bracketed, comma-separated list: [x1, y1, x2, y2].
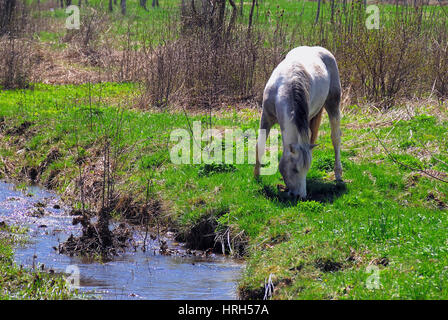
[308, 74, 330, 119]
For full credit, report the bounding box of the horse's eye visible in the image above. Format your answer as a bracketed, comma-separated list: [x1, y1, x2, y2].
[292, 168, 299, 174]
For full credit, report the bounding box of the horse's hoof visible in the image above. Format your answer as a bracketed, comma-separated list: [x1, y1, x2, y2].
[277, 184, 287, 192]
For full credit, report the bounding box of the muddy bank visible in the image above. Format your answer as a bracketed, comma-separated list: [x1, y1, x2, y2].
[0, 119, 244, 257]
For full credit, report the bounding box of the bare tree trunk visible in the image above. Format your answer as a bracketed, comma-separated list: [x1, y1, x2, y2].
[228, 0, 237, 22]
[248, 0, 256, 34]
[216, 0, 226, 32]
[152, 0, 159, 7]
[121, 0, 126, 15]
[0, 0, 17, 35]
[140, 0, 148, 10]
[314, 0, 321, 25]
[202, 0, 210, 16]
[227, 0, 237, 36]
[204, 0, 213, 29]
[256, 0, 259, 19]
[240, 0, 243, 16]
[109, 0, 113, 11]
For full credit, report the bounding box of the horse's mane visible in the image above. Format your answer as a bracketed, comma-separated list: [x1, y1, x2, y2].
[289, 69, 312, 169]
[290, 69, 311, 139]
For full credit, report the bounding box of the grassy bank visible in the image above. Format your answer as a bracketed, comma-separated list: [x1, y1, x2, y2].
[1, 83, 447, 299]
[0, 222, 75, 299]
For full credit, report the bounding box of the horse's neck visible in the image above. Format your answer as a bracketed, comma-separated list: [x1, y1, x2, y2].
[281, 120, 309, 147]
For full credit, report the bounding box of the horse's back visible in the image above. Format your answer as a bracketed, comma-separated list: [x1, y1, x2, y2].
[285, 46, 336, 63]
[264, 46, 338, 118]
[284, 46, 338, 91]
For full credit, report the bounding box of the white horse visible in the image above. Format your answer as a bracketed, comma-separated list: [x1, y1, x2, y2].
[254, 46, 342, 199]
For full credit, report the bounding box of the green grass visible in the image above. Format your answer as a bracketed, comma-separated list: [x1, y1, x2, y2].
[33, 0, 181, 48]
[0, 222, 76, 299]
[33, 0, 447, 47]
[3, 0, 448, 300]
[1, 83, 447, 299]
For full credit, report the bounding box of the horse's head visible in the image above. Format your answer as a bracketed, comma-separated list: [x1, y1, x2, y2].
[279, 143, 315, 200]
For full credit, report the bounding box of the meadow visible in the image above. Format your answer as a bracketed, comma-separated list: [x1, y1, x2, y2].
[1, 81, 447, 299]
[0, 0, 447, 299]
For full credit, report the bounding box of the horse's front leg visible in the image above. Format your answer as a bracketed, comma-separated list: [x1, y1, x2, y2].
[254, 111, 273, 178]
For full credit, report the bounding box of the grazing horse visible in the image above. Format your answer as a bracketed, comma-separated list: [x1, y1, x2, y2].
[254, 46, 342, 199]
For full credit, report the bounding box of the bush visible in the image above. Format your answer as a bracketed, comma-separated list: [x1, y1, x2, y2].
[139, 1, 290, 110]
[63, 7, 109, 67]
[139, 1, 448, 110]
[0, 37, 41, 89]
[0, 0, 40, 89]
[0, 0, 30, 36]
[427, 17, 448, 99]
[142, 21, 264, 108]
[319, 2, 438, 106]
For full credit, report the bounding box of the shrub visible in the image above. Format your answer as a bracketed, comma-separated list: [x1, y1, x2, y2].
[0, 37, 41, 89]
[139, 1, 290, 109]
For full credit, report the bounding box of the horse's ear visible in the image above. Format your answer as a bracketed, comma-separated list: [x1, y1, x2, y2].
[289, 144, 300, 154]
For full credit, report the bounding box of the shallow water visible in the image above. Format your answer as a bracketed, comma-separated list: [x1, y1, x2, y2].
[0, 180, 243, 300]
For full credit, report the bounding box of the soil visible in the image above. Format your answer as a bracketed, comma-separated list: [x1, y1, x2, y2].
[5, 121, 33, 136]
[58, 207, 134, 259]
[238, 286, 265, 300]
[314, 258, 344, 273]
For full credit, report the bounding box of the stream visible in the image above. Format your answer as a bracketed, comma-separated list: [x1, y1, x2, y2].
[0, 180, 244, 300]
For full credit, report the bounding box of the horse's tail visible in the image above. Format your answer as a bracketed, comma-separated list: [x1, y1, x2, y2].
[290, 70, 311, 139]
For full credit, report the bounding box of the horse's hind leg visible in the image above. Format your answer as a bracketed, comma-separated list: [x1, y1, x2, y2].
[309, 108, 324, 145]
[324, 91, 343, 181]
